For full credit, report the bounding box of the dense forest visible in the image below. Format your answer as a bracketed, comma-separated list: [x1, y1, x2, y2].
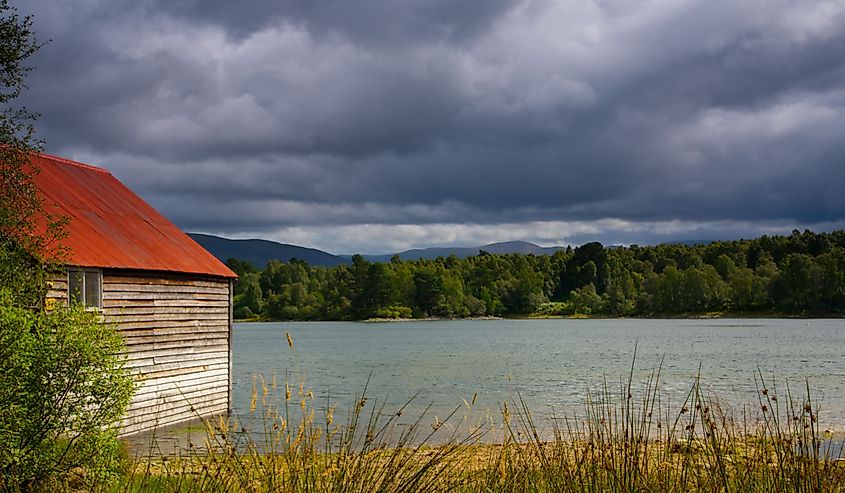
[226, 229, 845, 320]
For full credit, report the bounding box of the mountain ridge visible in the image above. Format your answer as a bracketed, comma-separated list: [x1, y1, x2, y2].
[358, 240, 566, 262]
[190, 234, 567, 267]
[188, 233, 351, 268]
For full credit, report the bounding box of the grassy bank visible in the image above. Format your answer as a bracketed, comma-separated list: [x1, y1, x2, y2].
[109, 366, 845, 493]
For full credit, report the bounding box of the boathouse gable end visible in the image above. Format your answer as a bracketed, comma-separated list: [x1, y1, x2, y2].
[30, 152, 237, 436]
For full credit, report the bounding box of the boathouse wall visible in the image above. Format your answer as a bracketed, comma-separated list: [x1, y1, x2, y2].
[47, 270, 234, 436]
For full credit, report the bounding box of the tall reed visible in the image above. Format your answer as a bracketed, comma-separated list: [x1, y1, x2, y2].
[114, 362, 845, 493]
[469, 361, 844, 492]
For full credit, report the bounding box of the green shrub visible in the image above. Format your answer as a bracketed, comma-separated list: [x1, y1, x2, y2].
[233, 305, 255, 320]
[372, 305, 413, 319]
[568, 283, 604, 314]
[535, 301, 572, 315]
[0, 290, 135, 491]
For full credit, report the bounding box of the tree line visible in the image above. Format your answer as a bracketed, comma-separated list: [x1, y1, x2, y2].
[227, 229, 845, 320]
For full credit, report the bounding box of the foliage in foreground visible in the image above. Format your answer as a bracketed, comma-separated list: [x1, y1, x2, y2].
[0, 291, 135, 492]
[0, 4, 137, 491]
[0, 0, 68, 311]
[228, 229, 845, 321]
[115, 368, 845, 493]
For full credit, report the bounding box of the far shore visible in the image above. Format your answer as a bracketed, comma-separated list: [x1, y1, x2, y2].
[235, 310, 845, 324]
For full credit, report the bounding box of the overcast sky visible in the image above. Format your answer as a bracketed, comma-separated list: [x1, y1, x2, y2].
[14, 0, 845, 254]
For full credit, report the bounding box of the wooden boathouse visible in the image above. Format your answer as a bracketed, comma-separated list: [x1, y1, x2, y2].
[31, 152, 238, 436]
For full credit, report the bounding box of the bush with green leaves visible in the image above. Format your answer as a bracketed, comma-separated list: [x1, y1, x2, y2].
[0, 290, 135, 491]
[0, 4, 135, 488]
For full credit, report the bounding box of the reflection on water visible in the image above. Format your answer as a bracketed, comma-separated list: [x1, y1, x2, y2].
[231, 318, 845, 436]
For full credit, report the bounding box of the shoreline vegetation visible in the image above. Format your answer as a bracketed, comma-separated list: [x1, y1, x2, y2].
[235, 311, 845, 323]
[117, 363, 845, 492]
[227, 229, 845, 323]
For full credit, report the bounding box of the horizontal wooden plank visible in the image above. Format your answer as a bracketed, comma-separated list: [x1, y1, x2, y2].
[123, 342, 227, 354]
[107, 303, 228, 313]
[126, 399, 226, 424]
[132, 376, 229, 404]
[124, 346, 227, 362]
[129, 358, 227, 373]
[103, 306, 230, 316]
[104, 283, 228, 295]
[110, 319, 227, 330]
[121, 406, 228, 435]
[104, 299, 230, 308]
[129, 388, 229, 411]
[112, 319, 227, 331]
[125, 353, 227, 368]
[153, 352, 228, 365]
[123, 332, 227, 344]
[104, 291, 228, 302]
[122, 337, 227, 351]
[123, 340, 229, 354]
[132, 383, 229, 405]
[133, 376, 228, 400]
[136, 362, 228, 381]
[129, 358, 221, 370]
[125, 394, 229, 422]
[119, 327, 229, 341]
[135, 367, 229, 389]
[114, 324, 227, 334]
[128, 389, 229, 414]
[104, 313, 228, 324]
[120, 398, 228, 434]
[105, 276, 228, 288]
[126, 357, 228, 373]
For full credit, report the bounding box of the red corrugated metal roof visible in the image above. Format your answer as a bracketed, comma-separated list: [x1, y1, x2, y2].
[29, 152, 237, 278]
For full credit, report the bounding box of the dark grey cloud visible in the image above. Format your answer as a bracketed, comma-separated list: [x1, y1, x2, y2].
[152, 0, 518, 45]
[11, 0, 845, 253]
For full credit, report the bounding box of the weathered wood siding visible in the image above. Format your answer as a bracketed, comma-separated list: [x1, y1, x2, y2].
[47, 270, 231, 436]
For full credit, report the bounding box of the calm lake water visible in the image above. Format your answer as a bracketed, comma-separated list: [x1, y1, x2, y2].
[231, 318, 845, 437]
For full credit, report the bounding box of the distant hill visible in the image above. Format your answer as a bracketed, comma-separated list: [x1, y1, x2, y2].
[189, 233, 351, 268]
[361, 241, 566, 262]
[191, 234, 567, 267]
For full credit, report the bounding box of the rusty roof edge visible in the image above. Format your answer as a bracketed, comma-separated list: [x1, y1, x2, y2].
[64, 263, 238, 279]
[37, 151, 113, 174]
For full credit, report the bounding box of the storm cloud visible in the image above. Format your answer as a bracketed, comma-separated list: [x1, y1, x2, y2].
[13, 0, 845, 253]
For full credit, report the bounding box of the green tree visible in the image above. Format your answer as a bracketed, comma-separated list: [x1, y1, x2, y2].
[1, 294, 134, 490]
[0, 4, 135, 489]
[817, 249, 845, 311]
[730, 267, 758, 310]
[569, 283, 603, 315]
[225, 258, 258, 281]
[713, 254, 736, 282]
[353, 262, 399, 318]
[502, 257, 545, 313]
[413, 269, 443, 316]
[0, 0, 64, 309]
[773, 253, 824, 311]
[238, 272, 264, 315]
[604, 268, 639, 316]
[558, 242, 609, 296]
[434, 270, 468, 317]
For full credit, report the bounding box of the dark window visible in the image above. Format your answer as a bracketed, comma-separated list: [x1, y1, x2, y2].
[68, 269, 102, 309]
